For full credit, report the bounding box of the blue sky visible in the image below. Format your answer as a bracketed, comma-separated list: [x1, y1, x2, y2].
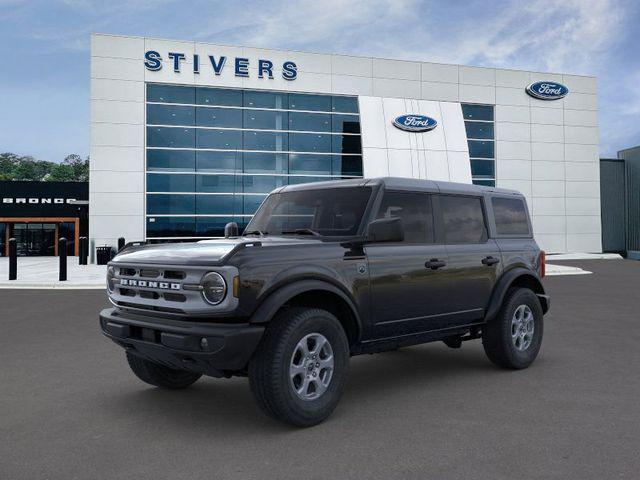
[0, 0, 638, 162]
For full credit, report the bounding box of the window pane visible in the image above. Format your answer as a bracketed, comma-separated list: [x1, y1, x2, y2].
[376, 191, 434, 243]
[147, 150, 195, 171]
[243, 109, 288, 130]
[472, 179, 495, 187]
[289, 153, 332, 175]
[242, 175, 286, 193]
[196, 107, 242, 128]
[196, 174, 239, 193]
[147, 127, 195, 148]
[332, 134, 362, 154]
[147, 217, 196, 237]
[492, 197, 530, 235]
[332, 115, 361, 134]
[289, 133, 331, 153]
[243, 90, 288, 109]
[196, 129, 242, 149]
[289, 93, 332, 112]
[440, 195, 487, 243]
[243, 152, 287, 173]
[468, 140, 494, 159]
[243, 131, 288, 151]
[196, 87, 242, 106]
[147, 84, 195, 104]
[147, 173, 195, 192]
[461, 104, 494, 121]
[288, 112, 331, 132]
[470, 159, 495, 177]
[196, 216, 239, 237]
[243, 195, 267, 215]
[333, 155, 363, 176]
[147, 104, 194, 125]
[196, 151, 241, 172]
[332, 96, 359, 113]
[196, 194, 241, 215]
[287, 176, 333, 185]
[465, 121, 494, 139]
[147, 194, 195, 215]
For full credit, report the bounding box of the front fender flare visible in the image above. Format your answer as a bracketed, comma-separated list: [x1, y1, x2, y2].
[248, 278, 362, 337]
[485, 268, 548, 322]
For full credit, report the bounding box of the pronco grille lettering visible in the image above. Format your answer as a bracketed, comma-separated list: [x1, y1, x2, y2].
[119, 279, 181, 290]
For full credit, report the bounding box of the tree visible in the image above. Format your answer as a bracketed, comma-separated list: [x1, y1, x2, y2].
[0, 152, 89, 181]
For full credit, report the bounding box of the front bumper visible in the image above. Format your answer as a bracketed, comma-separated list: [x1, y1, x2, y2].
[99, 308, 264, 377]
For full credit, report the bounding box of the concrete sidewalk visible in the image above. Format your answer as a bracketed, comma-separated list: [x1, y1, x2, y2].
[0, 257, 106, 289]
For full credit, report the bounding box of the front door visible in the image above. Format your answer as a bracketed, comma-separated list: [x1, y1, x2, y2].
[365, 191, 451, 339]
[13, 223, 56, 256]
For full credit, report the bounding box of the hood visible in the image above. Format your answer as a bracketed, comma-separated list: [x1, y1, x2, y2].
[111, 236, 324, 266]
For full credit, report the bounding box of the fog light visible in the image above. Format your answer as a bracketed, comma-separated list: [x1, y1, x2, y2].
[200, 338, 209, 350]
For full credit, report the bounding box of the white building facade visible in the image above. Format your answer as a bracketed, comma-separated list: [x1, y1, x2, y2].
[90, 33, 601, 254]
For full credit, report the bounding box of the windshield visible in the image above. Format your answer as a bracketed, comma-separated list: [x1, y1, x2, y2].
[245, 186, 372, 237]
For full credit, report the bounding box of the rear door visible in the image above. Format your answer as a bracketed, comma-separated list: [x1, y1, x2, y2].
[365, 190, 450, 339]
[438, 194, 502, 325]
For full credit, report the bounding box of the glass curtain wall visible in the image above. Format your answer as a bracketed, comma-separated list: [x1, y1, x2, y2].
[461, 104, 495, 187]
[145, 84, 363, 239]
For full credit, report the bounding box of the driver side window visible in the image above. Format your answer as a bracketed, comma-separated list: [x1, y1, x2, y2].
[376, 191, 434, 243]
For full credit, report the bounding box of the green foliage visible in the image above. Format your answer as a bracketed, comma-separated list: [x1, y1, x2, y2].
[0, 152, 89, 182]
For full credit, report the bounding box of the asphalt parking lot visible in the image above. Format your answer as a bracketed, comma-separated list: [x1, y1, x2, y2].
[1, 259, 639, 480]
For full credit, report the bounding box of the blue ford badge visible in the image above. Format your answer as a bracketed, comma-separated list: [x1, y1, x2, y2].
[392, 114, 438, 132]
[526, 81, 569, 100]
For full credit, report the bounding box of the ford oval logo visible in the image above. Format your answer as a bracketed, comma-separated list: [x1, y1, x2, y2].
[526, 81, 569, 100]
[392, 114, 438, 132]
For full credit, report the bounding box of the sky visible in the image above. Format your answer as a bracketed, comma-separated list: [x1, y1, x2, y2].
[0, 0, 638, 162]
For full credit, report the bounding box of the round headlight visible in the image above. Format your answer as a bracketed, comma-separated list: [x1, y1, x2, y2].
[201, 272, 227, 305]
[106, 266, 116, 293]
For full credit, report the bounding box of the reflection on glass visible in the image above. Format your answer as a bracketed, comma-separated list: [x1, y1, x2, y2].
[147, 150, 195, 171]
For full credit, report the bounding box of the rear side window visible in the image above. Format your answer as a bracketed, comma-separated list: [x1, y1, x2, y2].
[492, 197, 531, 236]
[376, 191, 434, 243]
[440, 195, 487, 243]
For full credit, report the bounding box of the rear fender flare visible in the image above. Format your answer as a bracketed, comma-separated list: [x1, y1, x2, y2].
[485, 268, 548, 322]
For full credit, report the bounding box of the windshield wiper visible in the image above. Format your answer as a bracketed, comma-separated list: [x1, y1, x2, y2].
[281, 228, 321, 236]
[244, 230, 267, 236]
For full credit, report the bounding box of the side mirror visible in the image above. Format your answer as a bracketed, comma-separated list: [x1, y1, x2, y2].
[366, 217, 404, 243]
[224, 222, 239, 238]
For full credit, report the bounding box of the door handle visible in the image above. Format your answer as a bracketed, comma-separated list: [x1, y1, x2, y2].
[482, 256, 500, 266]
[425, 258, 447, 270]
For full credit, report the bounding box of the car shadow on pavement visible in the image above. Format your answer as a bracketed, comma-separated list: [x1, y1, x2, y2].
[100, 343, 512, 432]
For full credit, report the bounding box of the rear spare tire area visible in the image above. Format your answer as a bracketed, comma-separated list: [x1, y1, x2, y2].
[482, 287, 544, 369]
[126, 352, 202, 389]
[249, 307, 350, 427]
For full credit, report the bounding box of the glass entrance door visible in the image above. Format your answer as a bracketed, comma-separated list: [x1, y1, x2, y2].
[13, 223, 57, 256]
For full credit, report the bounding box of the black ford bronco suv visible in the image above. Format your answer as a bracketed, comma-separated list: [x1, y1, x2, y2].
[100, 177, 549, 427]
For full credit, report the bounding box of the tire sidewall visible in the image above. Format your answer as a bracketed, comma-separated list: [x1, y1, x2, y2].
[276, 311, 349, 421]
[500, 289, 544, 368]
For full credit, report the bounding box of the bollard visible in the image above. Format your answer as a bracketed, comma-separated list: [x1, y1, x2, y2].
[9, 238, 17, 280]
[82, 237, 89, 265]
[59, 237, 67, 281]
[79, 237, 88, 265]
[118, 237, 125, 252]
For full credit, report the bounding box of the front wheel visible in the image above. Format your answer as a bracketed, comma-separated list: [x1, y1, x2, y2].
[249, 307, 350, 427]
[482, 288, 544, 369]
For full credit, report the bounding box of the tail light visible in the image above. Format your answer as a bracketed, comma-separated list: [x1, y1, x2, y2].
[539, 250, 546, 278]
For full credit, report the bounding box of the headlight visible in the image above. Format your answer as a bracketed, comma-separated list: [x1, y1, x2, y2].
[106, 266, 115, 293]
[201, 272, 227, 305]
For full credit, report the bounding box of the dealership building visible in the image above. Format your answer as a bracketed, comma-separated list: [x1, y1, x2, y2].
[90, 33, 601, 255]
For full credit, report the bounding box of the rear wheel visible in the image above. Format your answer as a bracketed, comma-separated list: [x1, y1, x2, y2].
[249, 307, 350, 427]
[126, 352, 202, 389]
[482, 288, 543, 369]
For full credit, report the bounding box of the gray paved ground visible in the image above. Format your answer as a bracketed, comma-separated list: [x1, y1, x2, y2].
[1, 259, 639, 480]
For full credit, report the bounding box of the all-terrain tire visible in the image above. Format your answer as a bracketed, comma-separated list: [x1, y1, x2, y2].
[126, 352, 202, 389]
[482, 287, 544, 369]
[249, 307, 350, 427]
